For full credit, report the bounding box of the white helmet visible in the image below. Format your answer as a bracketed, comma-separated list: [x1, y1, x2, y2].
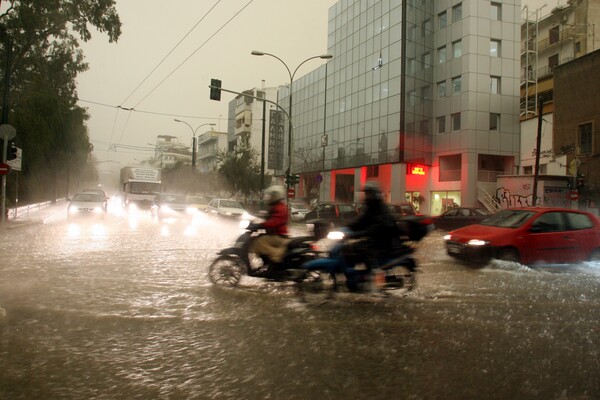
[265, 185, 285, 204]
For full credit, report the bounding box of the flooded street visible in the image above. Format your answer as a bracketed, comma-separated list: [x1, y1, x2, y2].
[1, 210, 600, 399]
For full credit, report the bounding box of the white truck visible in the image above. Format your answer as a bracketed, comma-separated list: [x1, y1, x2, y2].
[119, 166, 161, 210]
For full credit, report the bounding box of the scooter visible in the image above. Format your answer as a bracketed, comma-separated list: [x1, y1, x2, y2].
[299, 216, 432, 298]
[208, 219, 330, 287]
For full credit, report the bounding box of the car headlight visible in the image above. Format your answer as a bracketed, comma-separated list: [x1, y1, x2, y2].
[225, 211, 232, 216]
[327, 231, 345, 240]
[467, 239, 490, 246]
[68, 206, 78, 214]
[94, 207, 103, 213]
[443, 234, 452, 241]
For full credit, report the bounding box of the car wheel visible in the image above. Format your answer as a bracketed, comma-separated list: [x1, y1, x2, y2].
[497, 248, 520, 263]
[588, 249, 600, 262]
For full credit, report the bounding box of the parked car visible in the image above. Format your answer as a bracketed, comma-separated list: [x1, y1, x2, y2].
[290, 201, 312, 222]
[67, 192, 108, 219]
[151, 193, 190, 221]
[388, 202, 419, 217]
[433, 207, 491, 230]
[304, 202, 358, 227]
[207, 198, 248, 219]
[444, 207, 600, 266]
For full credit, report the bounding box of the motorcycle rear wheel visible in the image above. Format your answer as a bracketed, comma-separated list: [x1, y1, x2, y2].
[208, 255, 245, 287]
[385, 266, 416, 293]
[297, 270, 337, 303]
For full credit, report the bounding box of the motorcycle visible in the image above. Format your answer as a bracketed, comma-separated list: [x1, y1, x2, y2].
[207, 219, 330, 287]
[298, 216, 432, 298]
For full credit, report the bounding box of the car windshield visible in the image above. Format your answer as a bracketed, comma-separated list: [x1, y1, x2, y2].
[220, 200, 243, 209]
[159, 194, 187, 203]
[72, 193, 103, 202]
[479, 209, 536, 228]
[473, 209, 489, 215]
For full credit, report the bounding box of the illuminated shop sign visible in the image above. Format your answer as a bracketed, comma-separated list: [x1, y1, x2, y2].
[408, 164, 426, 175]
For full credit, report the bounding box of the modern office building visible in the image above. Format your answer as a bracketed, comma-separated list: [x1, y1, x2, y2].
[273, 0, 521, 215]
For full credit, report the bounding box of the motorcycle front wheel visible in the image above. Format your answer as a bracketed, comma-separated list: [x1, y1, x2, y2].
[208, 255, 245, 287]
[296, 270, 337, 303]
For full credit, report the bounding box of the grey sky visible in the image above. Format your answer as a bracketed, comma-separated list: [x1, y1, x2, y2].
[77, 0, 559, 170]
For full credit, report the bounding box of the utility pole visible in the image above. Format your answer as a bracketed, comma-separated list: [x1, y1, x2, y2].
[532, 95, 544, 206]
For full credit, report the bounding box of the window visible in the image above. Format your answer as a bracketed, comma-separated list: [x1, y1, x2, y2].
[437, 116, 446, 134]
[453, 40, 462, 58]
[452, 3, 462, 23]
[490, 39, 501, 57]
[565, 212, 594, 230]
[549, 26, 560, 45]
[421, 85, 431, 101]
[439, 11, 447, 29]
[523, 166, 533, 174]
[423, 52, 432, 68]
[438, 46, 447, 64]
[531, 212, 566, 233]
[491, 2, 501, 21]
[420, 119, 430, 134]
[437, 81, 446, 97]
[575, 41, 581, 53]
[579, 123, 593, 154]
[408, 90, 416, 106]
[490, 76, 500, 94]
[408, 59, 416, 74]
[452, 113, 461, 131]
[408, 25, 416, 40]
[549, 54, 559, 69]
[490, 113, 500, 131]
[423, 19, 431, 36]
[452, 76, 462, 94]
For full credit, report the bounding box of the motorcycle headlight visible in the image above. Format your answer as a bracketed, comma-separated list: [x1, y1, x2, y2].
[327, 231, 345, 240]
[239, 219, 250, 229]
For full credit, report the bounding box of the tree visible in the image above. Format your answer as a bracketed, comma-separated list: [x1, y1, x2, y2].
[294, 140, 322, 202]
[0, 0, 122, 203]
[217, 142, 261, 202]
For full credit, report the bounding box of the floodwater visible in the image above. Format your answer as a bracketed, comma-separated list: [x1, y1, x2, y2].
[1, 209, 600, 399]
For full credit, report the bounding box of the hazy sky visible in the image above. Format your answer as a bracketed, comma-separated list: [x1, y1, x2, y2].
[76, 0, 558, 172]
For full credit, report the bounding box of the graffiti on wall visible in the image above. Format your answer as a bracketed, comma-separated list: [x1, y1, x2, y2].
[495, 185, 570, 209]
[496, 186, 538, 208]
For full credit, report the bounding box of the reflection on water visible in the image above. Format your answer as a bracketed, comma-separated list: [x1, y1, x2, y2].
[1, 222, 600, 399]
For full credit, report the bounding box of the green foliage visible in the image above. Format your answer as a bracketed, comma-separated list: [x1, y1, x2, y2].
[0, 0, 121, 203]
[217, 142, 262, 201]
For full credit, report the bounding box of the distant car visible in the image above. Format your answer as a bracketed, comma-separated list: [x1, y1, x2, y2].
[151, 193, 190, 221]
[82, 188, 108, 211]
[207, 198, 248, 219]
[388, 203, 419, 217]
[444, 207, 600, 266]
[433, 207, 491, 230]
[187, 195, 210, 212]
[304, 202, 358, 227]
[290, 201, 312, 222]
[68, 192, 107, 219]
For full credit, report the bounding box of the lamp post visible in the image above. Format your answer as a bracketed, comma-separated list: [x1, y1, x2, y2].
[251, 50, 332, 182]
[173, 120, 216, 173]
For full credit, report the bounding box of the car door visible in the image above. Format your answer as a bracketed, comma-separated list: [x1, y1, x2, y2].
[563, 211, 597, 262]
[436, 208, 458, 230]
[526, 211, 571, 263]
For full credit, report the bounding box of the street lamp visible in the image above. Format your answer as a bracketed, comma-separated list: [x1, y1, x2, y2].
[251, 50, 332, 182]
[173, 119, 216, 173]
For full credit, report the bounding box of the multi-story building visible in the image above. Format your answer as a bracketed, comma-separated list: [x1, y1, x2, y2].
[226, 84, 282, 187]
[273, 0, 521, 215]
[153, 135, 191, 168]
[520, 0, 599, 176]
[197, 130, 228, 173]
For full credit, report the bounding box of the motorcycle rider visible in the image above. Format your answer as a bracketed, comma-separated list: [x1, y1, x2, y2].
[248, 185, 290, 275]
[344, 180, 403, 290]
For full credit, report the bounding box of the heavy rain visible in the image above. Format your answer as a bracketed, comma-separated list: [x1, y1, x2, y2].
[1, 204, 600, 399]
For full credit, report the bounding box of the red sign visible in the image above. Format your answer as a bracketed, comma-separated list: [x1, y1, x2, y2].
[0, 162, 10, 175]
[287, 187, 295, 198]
[568, 191, 579, 201]
[409, 164, 426, 175]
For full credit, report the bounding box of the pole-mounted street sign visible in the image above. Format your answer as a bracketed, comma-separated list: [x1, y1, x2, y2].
[0, 162, 10, 175]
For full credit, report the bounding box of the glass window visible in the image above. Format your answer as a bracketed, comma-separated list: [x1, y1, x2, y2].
[439, 11, 447, 29]
[438, 46, 447, 63]
[565, 212, 594, 230]
[490, 76, 500, 94]
[423, 52, 432, 68]
[438, 81, 446, 97]
[453, 40, 462, 58]
[531, 212, 566, 232]
[491, 2, 501, 21]
[408, 90, 416, 106]
[437, 116, 445, 134]
[550, 26, 560, 44]
[579, 123, 593, 154]
[452, 3, 462, 23]
[452, 113, 461, 131]
[490, 39, 501, 57]
[452, 76, 461, 94]
[490, 113, 500, 131]
[423, 19, 431, 36]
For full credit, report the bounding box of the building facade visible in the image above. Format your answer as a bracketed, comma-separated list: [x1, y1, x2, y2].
[197, 130, 228, 173]
[277, 0, 521, 215]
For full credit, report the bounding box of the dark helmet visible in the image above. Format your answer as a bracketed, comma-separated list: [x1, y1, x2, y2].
[363, 180, 383, 201]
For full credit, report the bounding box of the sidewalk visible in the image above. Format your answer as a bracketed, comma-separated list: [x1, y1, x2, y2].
[2, 200, 66, 228]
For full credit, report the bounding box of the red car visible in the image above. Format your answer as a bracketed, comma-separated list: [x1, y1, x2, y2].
[444, 207, 600, 265]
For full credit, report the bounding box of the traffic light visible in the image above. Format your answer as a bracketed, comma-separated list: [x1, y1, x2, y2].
[6, 140, 17, 161]
[291, 174, 299, 186]
[210, 78, 222, 101]
[576, 174, 585, 188]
